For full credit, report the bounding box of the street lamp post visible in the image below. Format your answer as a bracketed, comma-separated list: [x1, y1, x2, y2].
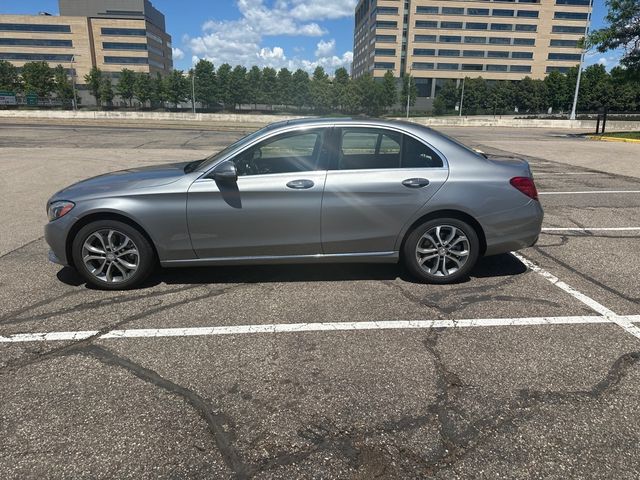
[71, 55, 77, 112]
[569, 0, 594, 121]
[191, 71, 196, 115]
[405, 69, 412, 119]
[458, 77, 465, 117]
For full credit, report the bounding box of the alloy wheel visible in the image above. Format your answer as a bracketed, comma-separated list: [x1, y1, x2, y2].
[415, 225, 470, 277]
[81, 229, 140, 283]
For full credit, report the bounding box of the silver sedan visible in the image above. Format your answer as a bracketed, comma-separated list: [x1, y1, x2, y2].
[45, 118, 543, 290]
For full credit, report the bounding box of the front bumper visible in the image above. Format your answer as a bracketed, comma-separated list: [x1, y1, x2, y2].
[44, 214, 76, 267]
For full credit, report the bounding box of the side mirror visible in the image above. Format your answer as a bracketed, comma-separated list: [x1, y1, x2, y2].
[210, 160, 237, 182]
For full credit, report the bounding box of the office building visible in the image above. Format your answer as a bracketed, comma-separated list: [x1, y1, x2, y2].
[353, 0, 591, 103]
[0, 0, 172, 103]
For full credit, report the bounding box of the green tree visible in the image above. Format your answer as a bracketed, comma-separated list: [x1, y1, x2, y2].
[609, 66, 639, 110]
[164, 70, 189, 107]
[432, 96, 447, 116]
[309, 66, 332, 113]
[217, 63, 233, 108]
[401, 74, 417, 110]
[150, 72, 166, 107]
[380, 70, 397, 111]
[246, 66, 262, 109]
[21, 61, 54, 98]
[133, 73, 152, 107]
[277, 67, 293, 107]
[84, 67, 102, 106]
[462, 77, 489, 114]
[53, 64, 74, 105]
[515, 77, 546, 113]
[99, 76, 114, 107]
[291, 69, 310, 109]
[588, 0, 640, 72]
[193, 59, 217, 108]
[488, 81, 516, 115]
[331, 67, 351, 112]
[116, 68, 136, 106]
[229, 65, 248, 110]
[578, 64, 613, 111]
[0, 60, 20, 92]
[260, 67, 278, 109]
[544, 71, 571, 112]
[436, 79, 459, 114]
[355, 73, 384, 116]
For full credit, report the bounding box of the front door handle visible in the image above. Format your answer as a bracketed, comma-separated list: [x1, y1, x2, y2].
[402, 178, 430, 188]
[286, 179, 315, 189]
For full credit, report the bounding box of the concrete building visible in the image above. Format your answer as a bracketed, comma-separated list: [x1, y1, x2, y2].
[0, 0, 172, 103]
[353, 0, 591, 105]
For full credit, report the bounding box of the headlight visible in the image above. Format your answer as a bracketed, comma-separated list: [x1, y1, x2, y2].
[47, 201, 75, 222]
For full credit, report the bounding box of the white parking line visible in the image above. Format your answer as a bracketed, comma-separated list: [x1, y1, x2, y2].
[2, 315, 638, 344]
[541, 227, 640, 232]
[512, 252, 640, 341]
[539, 190, 640, 195]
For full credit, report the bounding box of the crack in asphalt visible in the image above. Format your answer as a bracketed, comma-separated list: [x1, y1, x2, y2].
[77, 344, 252, 480]
[0, 284, 203, 326]
[533, 246, 640, 306]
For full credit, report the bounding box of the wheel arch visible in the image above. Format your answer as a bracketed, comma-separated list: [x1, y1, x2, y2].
[65, 212, 159, 269]
[399, 209, 487, 257]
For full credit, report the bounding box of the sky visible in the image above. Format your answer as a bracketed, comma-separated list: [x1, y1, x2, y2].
[2, 0, 620, 73]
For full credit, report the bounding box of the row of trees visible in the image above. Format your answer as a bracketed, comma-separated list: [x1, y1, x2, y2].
[433, 64, 640, 115]
[0, 59, 408, 114]
[0, 60, 75, 102]
[2, 59, 640, 115]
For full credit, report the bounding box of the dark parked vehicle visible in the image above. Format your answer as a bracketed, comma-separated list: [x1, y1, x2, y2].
[45, 118, 543, 290]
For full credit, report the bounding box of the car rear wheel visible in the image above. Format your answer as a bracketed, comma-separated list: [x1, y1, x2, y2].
[403, 218, 480, 284]
[72, 220, 155, 290]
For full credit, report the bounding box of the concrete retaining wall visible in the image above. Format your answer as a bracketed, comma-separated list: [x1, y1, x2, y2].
[0, 110, 638, 131]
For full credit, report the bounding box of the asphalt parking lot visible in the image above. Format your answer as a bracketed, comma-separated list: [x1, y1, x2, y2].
[1, 121, 639, 479]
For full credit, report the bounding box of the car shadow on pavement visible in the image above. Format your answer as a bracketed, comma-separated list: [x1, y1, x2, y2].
[56, 253, 527, 289]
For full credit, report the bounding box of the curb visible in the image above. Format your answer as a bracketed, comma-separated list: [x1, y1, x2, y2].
[587, 135, 640, 144]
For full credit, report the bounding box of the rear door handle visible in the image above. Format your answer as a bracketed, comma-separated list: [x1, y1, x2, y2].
[402, 178, 430, 188]
[286, 179, 315, 189]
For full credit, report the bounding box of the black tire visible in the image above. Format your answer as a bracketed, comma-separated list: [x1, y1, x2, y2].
[72, 219, 156, 290]
[403, 217, 480, 284]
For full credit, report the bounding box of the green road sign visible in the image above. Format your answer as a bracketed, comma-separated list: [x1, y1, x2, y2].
[26, 93, 38, 106]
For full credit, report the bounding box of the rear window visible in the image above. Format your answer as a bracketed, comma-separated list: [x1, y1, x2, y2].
[336, 128, 443, 170]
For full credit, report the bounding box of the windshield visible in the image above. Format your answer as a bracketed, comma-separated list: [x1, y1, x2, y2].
[197, 126, 272, 171]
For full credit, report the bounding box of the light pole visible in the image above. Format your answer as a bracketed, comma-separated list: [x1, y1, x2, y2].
[191, 70, 196, 115]
[405, 69, 412, 119]
[70, 55, 77, 111]
[458, 77, 465, 117]
[569, 0, 594, 120]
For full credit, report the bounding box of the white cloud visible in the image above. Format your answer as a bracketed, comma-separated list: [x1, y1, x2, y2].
[172, 47, 185, 60]
[182, 0, 353, 73]
[315, 39, 335, 57]
[289, 0, 358, 21]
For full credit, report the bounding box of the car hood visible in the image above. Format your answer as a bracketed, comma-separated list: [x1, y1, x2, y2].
[52, 161, 195, 200]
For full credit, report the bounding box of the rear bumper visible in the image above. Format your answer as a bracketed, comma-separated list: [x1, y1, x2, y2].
[480, 200, 543, 256]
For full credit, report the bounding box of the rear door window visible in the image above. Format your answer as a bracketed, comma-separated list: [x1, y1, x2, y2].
[338, 128, 401, 170]
[335, 127, 443, 170]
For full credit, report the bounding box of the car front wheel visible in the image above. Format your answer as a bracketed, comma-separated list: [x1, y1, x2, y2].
[403, 218, 480, 284]
[72, 220, 155, 290]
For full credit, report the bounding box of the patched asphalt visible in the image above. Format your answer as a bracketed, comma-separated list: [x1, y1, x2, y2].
[0, 123, 639, 479]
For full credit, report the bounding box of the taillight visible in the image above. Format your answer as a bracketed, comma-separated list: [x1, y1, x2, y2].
[510, 176, 538, 201]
